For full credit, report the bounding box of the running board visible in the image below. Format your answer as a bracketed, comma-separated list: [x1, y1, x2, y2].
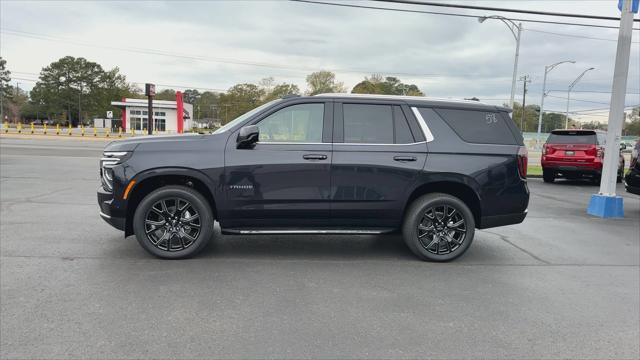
[221, 228, 395, 235]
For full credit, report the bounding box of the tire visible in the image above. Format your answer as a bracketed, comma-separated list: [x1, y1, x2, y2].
[543, 170, 555, 183]
[133, 185, 214, 259]
[402, 193, 475, 262]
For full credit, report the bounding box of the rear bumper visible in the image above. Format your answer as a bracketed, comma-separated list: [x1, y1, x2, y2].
[478, 210, 527, 229]
[97, 186, 125, 231]
[542, 161, 601, 174]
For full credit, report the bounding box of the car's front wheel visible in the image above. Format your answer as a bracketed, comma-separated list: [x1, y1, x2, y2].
[133, 185, 214, 259]
[402, 193, 475, 262]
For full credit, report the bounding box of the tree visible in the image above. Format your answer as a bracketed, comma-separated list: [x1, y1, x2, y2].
[351, 74, 424, 96]
[260, 77, 300, 102]
[624, 106, 640, 136]
[30, 56, 133, 125]
[155, 89, 176, 101]
[217, 83, 265, 124]
[1, 57, 12, 121]
[306, 71, 345, 95]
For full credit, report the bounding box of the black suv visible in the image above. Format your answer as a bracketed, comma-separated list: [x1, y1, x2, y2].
[98, 94, 529, 261]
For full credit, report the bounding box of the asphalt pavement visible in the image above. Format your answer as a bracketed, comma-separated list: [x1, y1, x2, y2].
[1, 136, 639, 359]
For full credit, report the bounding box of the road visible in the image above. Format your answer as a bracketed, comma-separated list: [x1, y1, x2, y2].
[1, 136, 639, 359]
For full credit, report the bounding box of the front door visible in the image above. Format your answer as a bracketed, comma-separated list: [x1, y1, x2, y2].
[331, 102, 427, 228]
[223, 101, 333, 229]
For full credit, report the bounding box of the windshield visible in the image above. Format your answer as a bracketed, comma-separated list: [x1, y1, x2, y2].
[212, 99, 282, 134]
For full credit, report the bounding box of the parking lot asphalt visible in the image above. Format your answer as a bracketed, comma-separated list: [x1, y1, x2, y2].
[1, 136, 639, 359]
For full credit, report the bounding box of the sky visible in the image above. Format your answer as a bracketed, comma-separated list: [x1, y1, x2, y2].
[1, 0, 639, 124]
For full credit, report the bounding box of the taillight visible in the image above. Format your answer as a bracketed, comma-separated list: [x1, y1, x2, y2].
[542, 144, 548, 155]
[517, 146, 528, 179]
[585, 146, 597, 157]
[597, 147, 604, 158]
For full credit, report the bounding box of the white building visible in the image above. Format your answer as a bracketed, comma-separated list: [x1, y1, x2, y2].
[111, 93, 193, 134]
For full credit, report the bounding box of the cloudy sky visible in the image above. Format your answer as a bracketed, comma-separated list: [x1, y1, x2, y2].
[1, 0, 638, 123]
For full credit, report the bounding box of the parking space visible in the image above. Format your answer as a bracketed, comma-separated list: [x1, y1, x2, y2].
[1, 136, 639, 359]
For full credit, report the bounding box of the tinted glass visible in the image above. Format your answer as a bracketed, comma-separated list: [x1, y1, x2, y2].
[344, 104, 393, 144]
[434, 108, 517, 145]
[258, 103, 324, 143]
[394, 106, 415, 144]
[547, 132, 596, 144]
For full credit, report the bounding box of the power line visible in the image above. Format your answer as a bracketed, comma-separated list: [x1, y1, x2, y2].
[1, 28, 484, 79]
[547, 89, 640, 95]
[525, 28, 640, 44]
[545, 94, 611, 105]
[374, 0, 640, 23]
[291, 0, 639, 30]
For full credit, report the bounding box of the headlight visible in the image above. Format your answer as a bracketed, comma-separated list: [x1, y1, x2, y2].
[100, 151, 131, 191]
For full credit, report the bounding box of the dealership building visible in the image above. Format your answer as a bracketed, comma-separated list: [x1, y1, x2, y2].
[110, 91, 193, 133]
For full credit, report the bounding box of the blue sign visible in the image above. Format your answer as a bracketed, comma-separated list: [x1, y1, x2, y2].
[618, 0, 639, 13]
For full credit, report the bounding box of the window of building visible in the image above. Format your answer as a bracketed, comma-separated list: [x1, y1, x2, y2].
[130, 110, 141, 115]
[154, 119, 166, 132]
[155, 111, 166, 117]
[343, 104, 393, 144]
[257, 103, 324, 143]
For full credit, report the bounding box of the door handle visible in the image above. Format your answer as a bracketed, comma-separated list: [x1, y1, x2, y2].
[393, 156, 417, 162]
[303, 154, 328, 160]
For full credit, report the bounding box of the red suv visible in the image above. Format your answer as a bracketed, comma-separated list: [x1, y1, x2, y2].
[541, 129, 625, 184]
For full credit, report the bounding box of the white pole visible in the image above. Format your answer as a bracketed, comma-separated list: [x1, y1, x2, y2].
[599, 0, 635, 197]
[509, 23, 522, 109]
[537, 67, 549, 145]
[565, 88, 571, 129]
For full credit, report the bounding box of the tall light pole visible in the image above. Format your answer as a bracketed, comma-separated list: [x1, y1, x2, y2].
[478, 15, 522, 110]
[565, 67, 595, 128]
[537, 60, 575, 145]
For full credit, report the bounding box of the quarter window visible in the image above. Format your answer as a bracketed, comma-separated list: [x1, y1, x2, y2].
[433, 108, 517, 145]
[343, 104, 393, 144]
[258, 103, 324, 143]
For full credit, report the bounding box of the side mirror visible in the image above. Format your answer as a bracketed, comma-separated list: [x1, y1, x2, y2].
[237, 125, 259, 148]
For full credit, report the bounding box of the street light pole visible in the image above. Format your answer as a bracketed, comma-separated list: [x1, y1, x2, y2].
[478, 16, 522, 109]
[565, 67, 595, 129]
[538, 60, 575, 146]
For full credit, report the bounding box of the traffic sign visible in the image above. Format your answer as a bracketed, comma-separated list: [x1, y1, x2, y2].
[106, 111, 113, 119]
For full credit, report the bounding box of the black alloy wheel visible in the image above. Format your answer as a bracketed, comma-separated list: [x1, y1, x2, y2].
[402, 193, 475, 262]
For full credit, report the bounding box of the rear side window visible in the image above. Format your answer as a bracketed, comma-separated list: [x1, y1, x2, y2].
[393, 106, 415, 144]
[547, 132, 596, 144]
[343, 104, 393, 144]
[434, 108, 517, 145]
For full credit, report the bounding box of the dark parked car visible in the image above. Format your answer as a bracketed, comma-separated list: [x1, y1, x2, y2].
[625, 141, 640, 195]
[541, 129, 625, 184]
[98, 94, 529, 261]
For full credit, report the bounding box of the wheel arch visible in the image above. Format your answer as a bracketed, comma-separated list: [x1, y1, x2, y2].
[124, 167, 218, 237]
[404, 179, 482, 227]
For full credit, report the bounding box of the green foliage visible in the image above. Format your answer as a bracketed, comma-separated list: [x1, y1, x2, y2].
[624, 106, 640, 136]
[155, 89, 176, 101]
[510, 102, 578, 132]
[0, 57, 11, 102]
[29, 56, 135, 125]
[305, 71, 345, 95]
[351, 74, 424, 96]
[217, 83, 265, 124]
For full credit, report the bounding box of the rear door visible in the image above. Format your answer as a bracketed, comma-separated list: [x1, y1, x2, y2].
[330, 101, 427, 228]
[223, 100, 333, 229]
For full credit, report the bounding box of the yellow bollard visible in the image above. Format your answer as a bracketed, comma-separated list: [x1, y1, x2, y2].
[118, 127, 122, 138]
[131, 128, 135, 137]
[17, 122, 22, 134]
[30, 123, 35, 134]
[93, 127, 97, 137]
[106, 128, 110, 138]
[81, 125, 85, 137]
[68, 123, 72, 136]
[43, 123, 47, 135]
[56, 124, 60, 135]
[3, 122, 8, 133]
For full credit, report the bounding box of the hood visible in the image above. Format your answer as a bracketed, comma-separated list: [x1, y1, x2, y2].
[103, 133, 208, 152]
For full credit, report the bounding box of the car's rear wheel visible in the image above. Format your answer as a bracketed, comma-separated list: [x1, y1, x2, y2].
[543, 170, 555, 183]
[402, 193, 475, 262]
[133, 185, 213, 259]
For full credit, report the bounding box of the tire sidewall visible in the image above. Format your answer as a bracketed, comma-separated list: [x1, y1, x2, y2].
[133, 186, 213, 259]
[403, 194, 475, 262]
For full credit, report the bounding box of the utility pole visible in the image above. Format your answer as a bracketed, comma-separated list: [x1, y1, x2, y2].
[587, 0, 637, 218]
[78, 87, 82, 126]
[145, 83, 155, 135]
[565, 67, 595, 129]
[518, 75, 530, 132]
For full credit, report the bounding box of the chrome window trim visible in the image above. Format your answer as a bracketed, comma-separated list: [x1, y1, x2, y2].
[255, 141, 426, 146]
[411, 107, 435, 142]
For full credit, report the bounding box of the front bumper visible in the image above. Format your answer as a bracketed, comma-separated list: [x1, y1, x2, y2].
[98, 186, 125, 231]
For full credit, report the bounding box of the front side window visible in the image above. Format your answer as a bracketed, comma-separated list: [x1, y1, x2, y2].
[258, 103, 324, 143]
[343, 104, 393, 144]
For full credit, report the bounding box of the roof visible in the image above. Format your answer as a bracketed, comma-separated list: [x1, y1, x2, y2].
[110, 98, 191, 109]
[313, 93, 509, 112]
